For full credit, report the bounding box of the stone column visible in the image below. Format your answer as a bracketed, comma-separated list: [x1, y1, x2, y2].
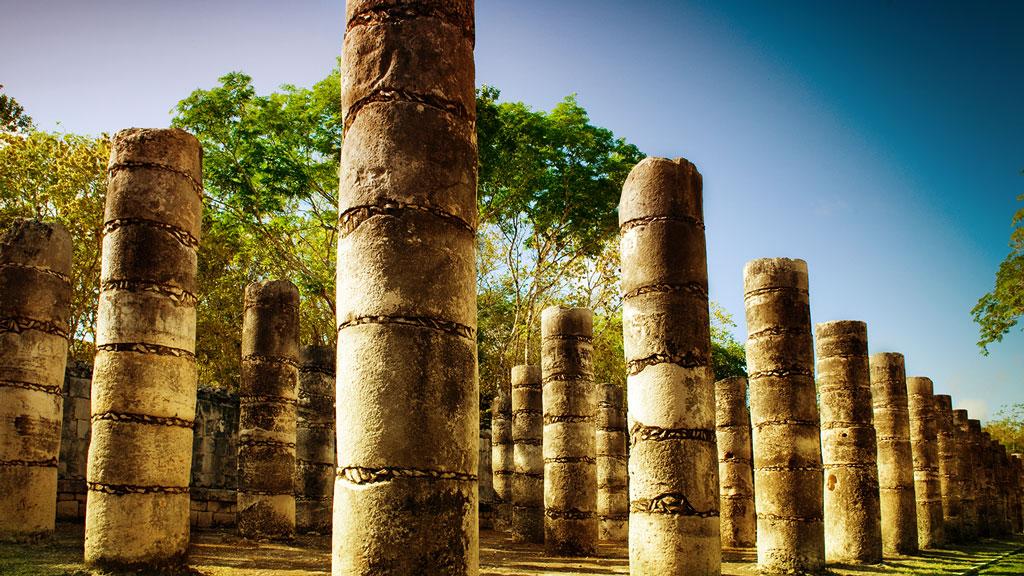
[296, 344, 335, 534]
[715, 376, 756, 549]
[334, 0, 478, 573]
[744, 258, 824, 575]
[541, 307, 598, 556]
[620, 157, 720, 575]
[596, 382, 628, 542]
[479, 427, 495, 530]
[932, 395, 961, 542]
[0, 220, 72, 541]
[815, 321, 882, 564]
[511, 365, 543, 543]
[906, 376, 944, 548]
[869, 353, 918, 555]
[238, 280, 299, 538]
[84, 128, 202, 568]
[969, 420, 990, 537]
[952, 410, 978, 541]
[492, 389, 513, 531]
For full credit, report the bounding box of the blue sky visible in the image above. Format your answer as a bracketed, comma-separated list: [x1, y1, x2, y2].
[3, 0, 1021, 419]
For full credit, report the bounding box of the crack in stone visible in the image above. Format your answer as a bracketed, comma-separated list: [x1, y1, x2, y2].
[630, 423, 716, 444]
[541, 334, 593, 343]
[754, 418, 820, 429]
[746, 325, 808, 340]
[619, 214, 704, 233]
[542, 372, 595, 383]
[238, 438, 296, 450]
[338, 200, 475, 239]
[238, 394, 298, 406]
[544, 456, 596, 465]
[0, 458, 58, 467]
[513, 472, 543, 480]
[346, 2, 474, 43]
[545, 508, 595, 520]
[88, 481, 189, 495]
[0, 378, 63, 397]
[0, 315, 69, 339]
[108, 161, 204, 202]
[242, 353, 299, 369]
[92, 411, 194, 429]
[338, 314, 475, 340]
[743, 285, 809, 301]
[622, 281, 708, 301]
[627, 350, 708, 376]
[631, 493, 719, 517]
[298, 365, 335, 377]
[0, 262, 71, 284]
[103, 217, 199, 250]
[344, 88, 473, 134]
[748, 367, 814, 379]
[97, 342, 195, 360]
[756, 465, 823, 472]
[755, 512, 823, 522]
[238, 488, 293, 496]
[337, 465, 476, 485]
[102, 279, 197, 306]
[544, 414, 594, 424]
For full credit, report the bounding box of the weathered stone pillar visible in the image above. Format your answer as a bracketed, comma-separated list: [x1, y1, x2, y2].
[906, 376, 944, 548]
[541, 307, 598, 556]
[932, 395, 962, 542]
[1011, 454, 1024, 534]
[0, 220, 72, 541]
[492, 389, 513, 531]
[479, 426, 495, 530]
[744, 258, 824, 575]
[952, 409, 978, 541]
[84, 128, 202, 568]
[238, 280, 299, 539]
[991, 441, 1010, 536]
[334, 0, 478, 573]
[815, 321, 882, 564]
[969, 420, 990, 537]
[596, 382, 628, 542]
[620, 157, 720, 575]
[296, 344, 335, 534]
[869, 352, 918, 555]
[511, 365, 543, 543]
[715, 376, 756, 549]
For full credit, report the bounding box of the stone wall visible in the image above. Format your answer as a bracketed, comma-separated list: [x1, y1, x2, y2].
[57, 365, 240, 527]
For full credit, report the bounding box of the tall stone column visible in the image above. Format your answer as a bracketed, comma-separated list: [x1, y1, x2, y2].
[952, 409, 978, 541]
[511, 365, 543, 543]
[715, 376, 756, 549]
[906, 376, 944, 548]
[85, 128, 202, 568]
[238, 280, 299, 538]
[815, 321, 882, 564]
[479, 426, 495, 530]
[596, 382, 628, 542]
[869, 352, 918, 555]
[334, 0, 478, 573]
[296, 344, 335, 534]
[541, 307, 598, 556]
[932, 395, 961, 542]
[620, 157, 720, 575]
[744, 258, 824, 575]
[0, 220, 72, 541]
[969, 420, 990, 537]
[492, 389, 513, 531]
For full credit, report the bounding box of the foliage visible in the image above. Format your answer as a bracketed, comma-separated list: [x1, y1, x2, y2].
[984, 402, 1024, 455]
[0, 130, 108, 361]
[973, 186, 1024, 354]
[0, 85, 33, 133]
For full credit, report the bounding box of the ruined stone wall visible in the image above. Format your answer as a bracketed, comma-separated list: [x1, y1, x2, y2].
[57, 361, 92, 520]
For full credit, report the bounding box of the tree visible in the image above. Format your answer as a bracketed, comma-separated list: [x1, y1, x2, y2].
[0, 130, 108, 360]
[985, 402, 1024, 455]
[974, 184, 1024, 354]
[0, 85, 33, 133]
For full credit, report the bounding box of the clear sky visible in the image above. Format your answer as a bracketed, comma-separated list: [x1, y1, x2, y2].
[3, 0, 1021, 419]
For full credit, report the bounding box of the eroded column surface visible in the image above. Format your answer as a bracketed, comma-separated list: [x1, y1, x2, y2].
[334, 0, 479, 573]
[541, 307, 598, 556]
[596, 382, 628, 542]
[85, 128, 202, 568]
[479, 427, 495, 530]
[715, 376, 756, 550]
[296, 344, 335, 534]
[238, 280, 299, 539]
[869, 353, 918, 555]
[952, 410, 978, 541]
[906, 376, 944, 548]
[815, 321, 882, 564]
[620, 157, 720, 575]
[511, 365, 544, 543]
[492, 389, 513, 531]
[933, 395, 961, 542]
[0, 220, 72, 541]
[969, 420, 990, 537]
[744, 258, 824, 575]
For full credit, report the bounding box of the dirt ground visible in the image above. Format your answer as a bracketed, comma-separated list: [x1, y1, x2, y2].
[1, 523, 1022, 575]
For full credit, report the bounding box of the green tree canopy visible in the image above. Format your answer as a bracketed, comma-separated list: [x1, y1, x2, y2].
[0, 85, 33, 133]
[973, 186, 1024, 353]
